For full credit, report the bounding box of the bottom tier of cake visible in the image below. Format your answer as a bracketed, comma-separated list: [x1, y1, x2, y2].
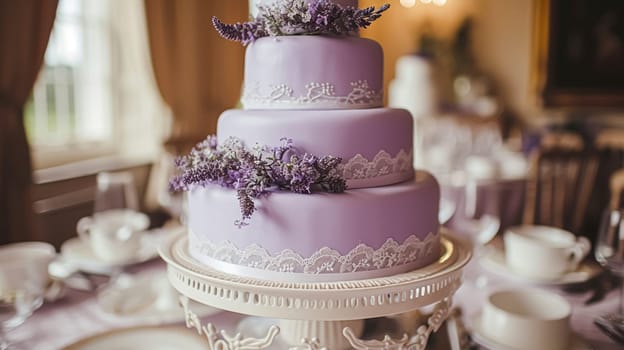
[186, 170, 441, 282]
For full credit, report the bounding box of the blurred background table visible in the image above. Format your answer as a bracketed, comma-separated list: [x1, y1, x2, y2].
[442, 177, 526, 235]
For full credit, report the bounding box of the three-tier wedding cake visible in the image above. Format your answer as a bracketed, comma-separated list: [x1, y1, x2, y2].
[171, 0, 441, 283]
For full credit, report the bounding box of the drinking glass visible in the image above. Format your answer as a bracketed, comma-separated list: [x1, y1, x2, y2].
[594, 208, 624, 334]
[94, 171, 139, 213]
[439, 187, 457, 225]
[80, 172, 146, 284]
[455, 178, 500, 287]
[155, 152, 186, 224]
[93, 170, 142, 245]
[0, 242, 55, 349]
[460, 178, 501, 244]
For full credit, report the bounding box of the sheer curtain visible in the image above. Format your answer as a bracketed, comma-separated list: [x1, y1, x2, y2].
[0, 0, 58, 244]
[110, 0, 170, 161]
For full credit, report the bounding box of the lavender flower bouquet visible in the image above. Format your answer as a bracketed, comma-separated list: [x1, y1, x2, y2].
[170, 136, 346, 227]
[212, 0, 390, 45]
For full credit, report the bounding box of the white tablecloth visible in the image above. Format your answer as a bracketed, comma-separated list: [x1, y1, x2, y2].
[13, 258, 621, 350]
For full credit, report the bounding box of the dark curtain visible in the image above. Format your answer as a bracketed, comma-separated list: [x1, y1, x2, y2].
[0, 0, 58, 244]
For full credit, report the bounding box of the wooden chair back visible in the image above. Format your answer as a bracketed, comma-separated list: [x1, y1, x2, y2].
[571, 129, 624, 241]
[540, 131, 584, 151]
[596, 129, 624, 151]
[595, 129, 624, 180]
[523, 132, 598, 233]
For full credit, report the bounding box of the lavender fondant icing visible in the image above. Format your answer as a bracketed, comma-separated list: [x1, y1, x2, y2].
[187, 171, 441, 281]
[218, 108, 414, 188]
[242, 36, 383, 110]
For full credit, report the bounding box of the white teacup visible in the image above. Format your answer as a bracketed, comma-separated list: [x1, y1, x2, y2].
[480, 289, 572, 350]
[0, 242, 56, 293]
[77, 209, 149, 263]
[504, 225, 591, 280]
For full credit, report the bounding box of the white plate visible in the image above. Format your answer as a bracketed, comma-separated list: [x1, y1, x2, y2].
[61, 326, 207, 350]
[479, 246, 602, 285]
[97, 272, 220, 323]
[60, 229, 170, 274]
[471, 314, 592, 350]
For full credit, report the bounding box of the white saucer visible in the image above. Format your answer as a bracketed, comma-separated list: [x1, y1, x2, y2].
[97, 272, 220, 323]
[60, 229, 166, 274]
[479, 246, 602, 285]
[471, 314, 592, 350]
[61, 325, 207, 350]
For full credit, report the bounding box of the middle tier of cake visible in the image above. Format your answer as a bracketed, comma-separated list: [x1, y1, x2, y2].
[218, 108, 414, 188]
[187, 171, 441, 282]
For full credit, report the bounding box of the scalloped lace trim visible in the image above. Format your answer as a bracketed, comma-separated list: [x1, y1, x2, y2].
[190, 232, 438, 274]
[242, 80, 382, 107]
[340, 149, 413, 182]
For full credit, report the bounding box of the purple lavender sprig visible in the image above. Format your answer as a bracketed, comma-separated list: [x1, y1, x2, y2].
[170, 135, 346, 227]
[212, 0, 390, 45]
[306, 1, 390, 35]
[212, 17, 268, 46]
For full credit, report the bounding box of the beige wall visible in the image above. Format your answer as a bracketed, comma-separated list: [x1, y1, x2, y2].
[362, 0, 539, 123]
[471, 0, 536, 120]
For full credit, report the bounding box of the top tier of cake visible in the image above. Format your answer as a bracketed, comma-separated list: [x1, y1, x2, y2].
[242, 35, 383, 110]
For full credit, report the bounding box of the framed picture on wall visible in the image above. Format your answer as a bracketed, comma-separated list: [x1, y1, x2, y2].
[533, 0, 624, 107]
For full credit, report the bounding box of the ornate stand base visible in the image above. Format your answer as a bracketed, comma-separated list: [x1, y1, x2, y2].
[181, 295, 455, 350]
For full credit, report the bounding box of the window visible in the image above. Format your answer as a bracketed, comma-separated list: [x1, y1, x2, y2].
[26, 0, 169, 169]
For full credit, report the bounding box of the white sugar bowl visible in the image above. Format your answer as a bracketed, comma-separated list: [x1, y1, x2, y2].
[480, 289, 572, 350]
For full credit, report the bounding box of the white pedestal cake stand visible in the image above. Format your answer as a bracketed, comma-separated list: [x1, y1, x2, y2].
[159, 229, 471, 350]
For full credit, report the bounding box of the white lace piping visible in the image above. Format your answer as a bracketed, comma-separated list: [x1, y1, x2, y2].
[189, 232, 438, 276]
[340, 149, 413, 188]
[242, 80, 383, 109]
